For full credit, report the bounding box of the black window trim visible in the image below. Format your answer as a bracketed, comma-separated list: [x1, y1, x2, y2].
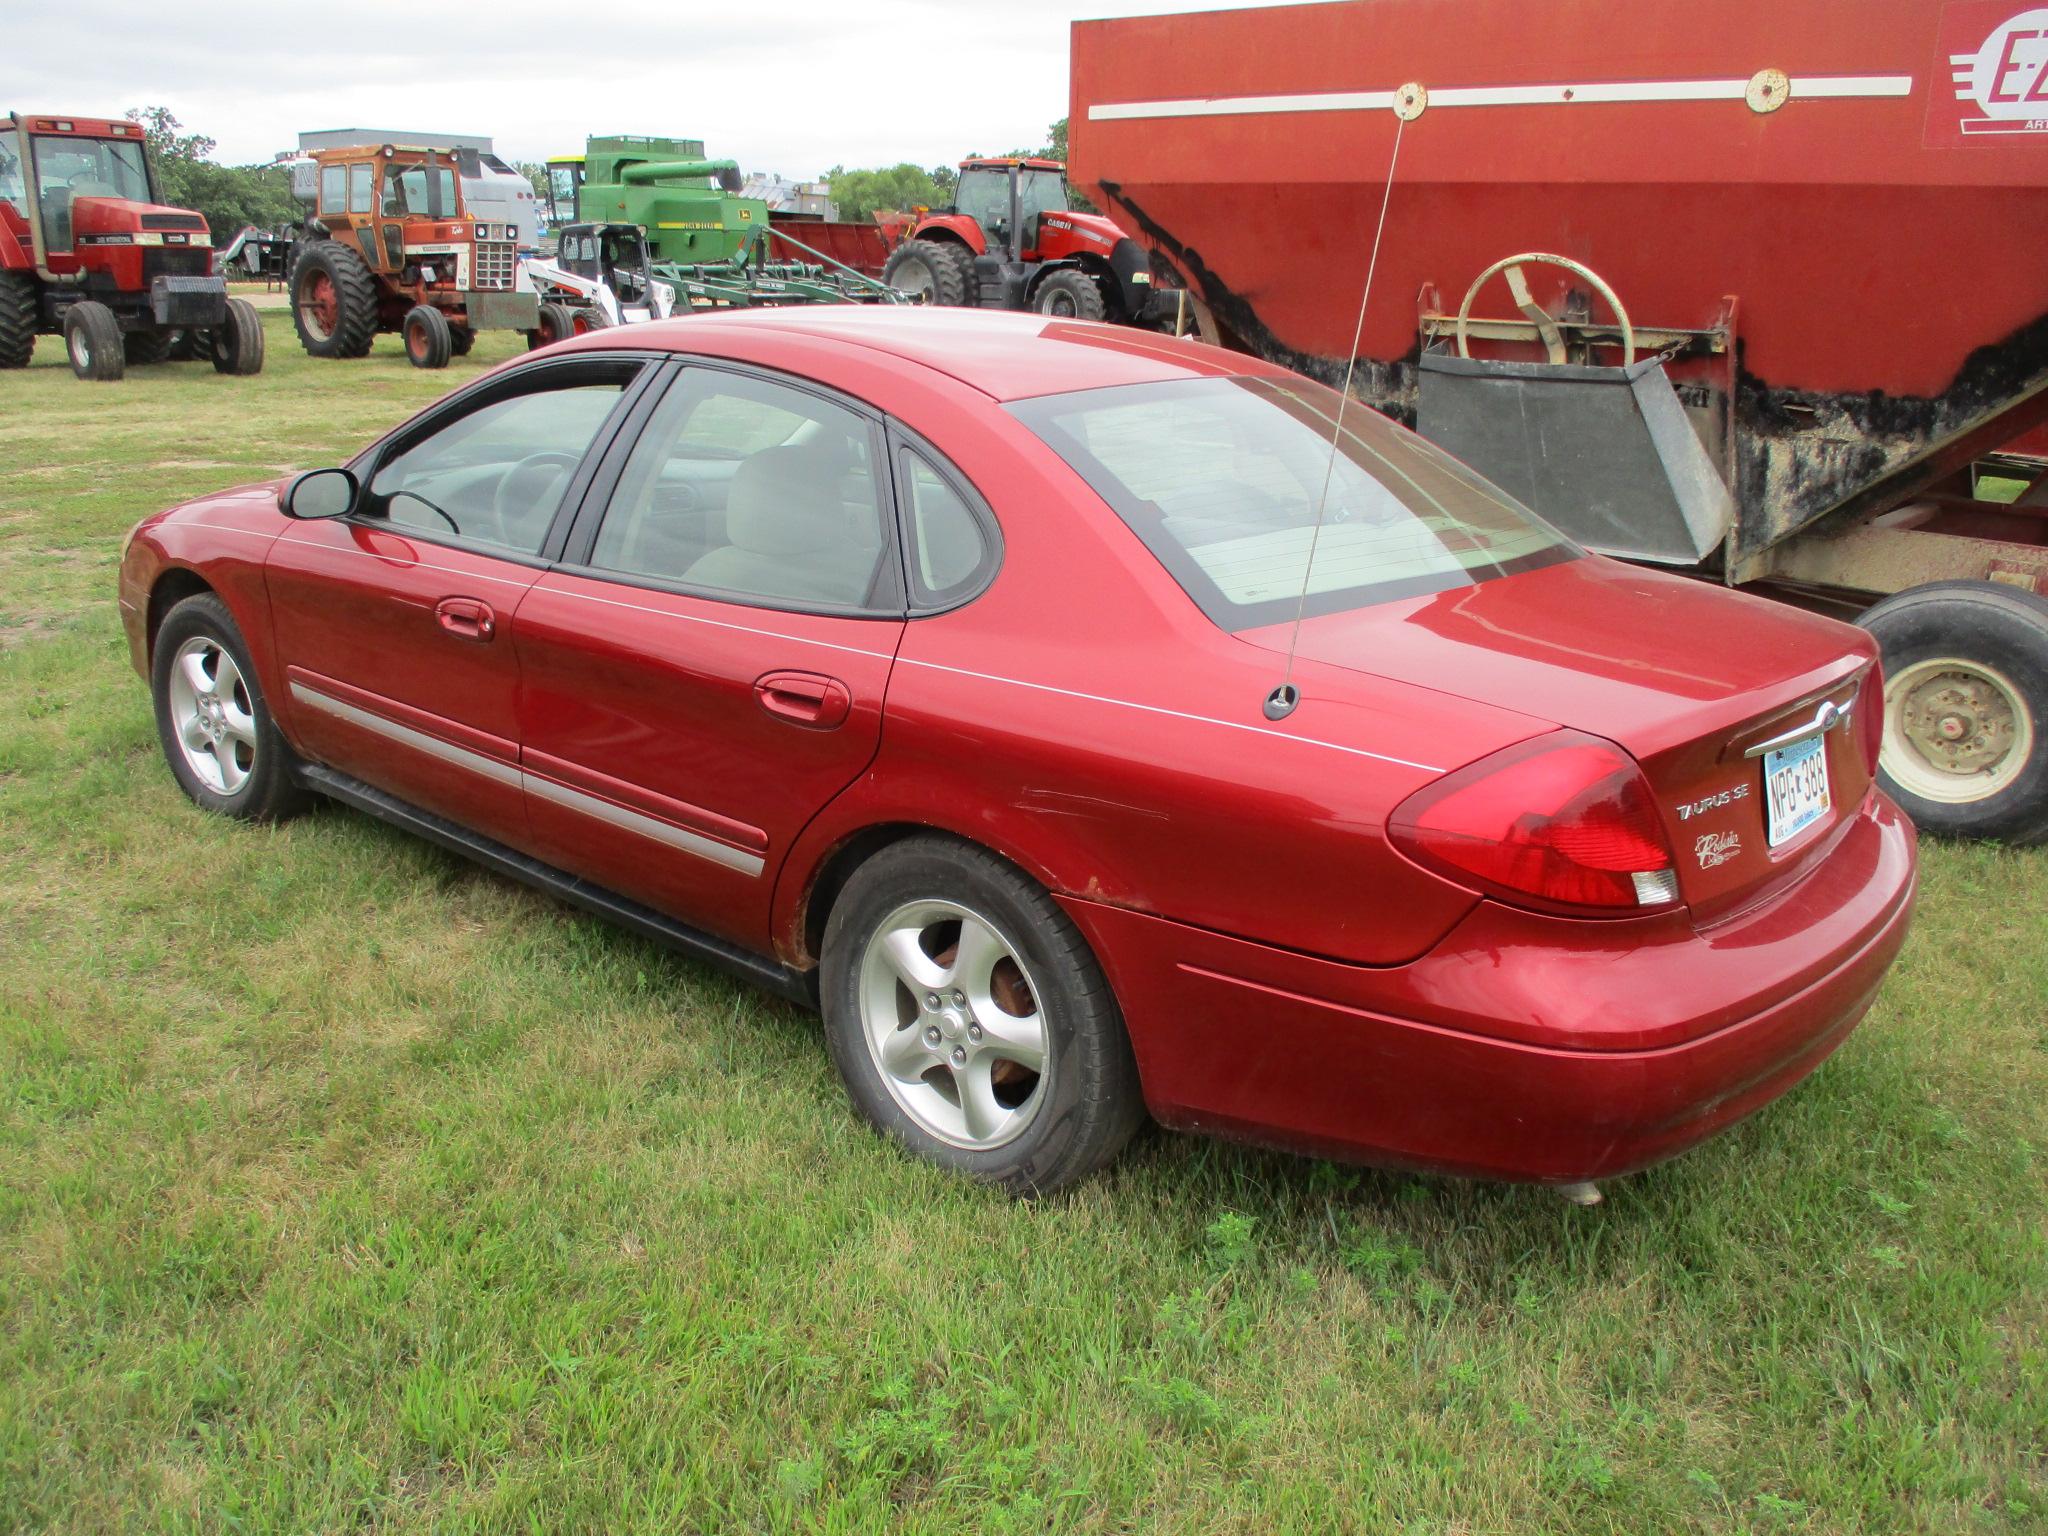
[551, 355, 909, 622]
[883, 420, 1004, 617]
[338, 350, 668, 572]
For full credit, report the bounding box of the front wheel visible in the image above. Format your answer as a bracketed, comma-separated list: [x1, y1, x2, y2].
[150, 593, 308, 821]
[1859, 580, 2048, 845]
[1032, 268, 1108, 322]
[62, 301, 124, 381]
[819, 837, 1145, 1194]
[402, 304, 452, 369]
[209, 298, 265, 375]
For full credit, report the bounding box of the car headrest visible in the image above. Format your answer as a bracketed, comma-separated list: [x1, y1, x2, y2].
[725, 444, 851, 557]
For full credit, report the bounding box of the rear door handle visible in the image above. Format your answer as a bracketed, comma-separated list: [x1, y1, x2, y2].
[434, 596, 497, 642]
[755, 670, 852, 730]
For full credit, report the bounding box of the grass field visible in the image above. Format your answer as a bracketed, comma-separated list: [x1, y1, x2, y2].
[1, 313, 2044, 1534]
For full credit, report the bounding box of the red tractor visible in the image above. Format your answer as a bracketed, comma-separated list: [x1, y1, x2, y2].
[0, 112, 263, 381]
[880, 157, 1184, 327]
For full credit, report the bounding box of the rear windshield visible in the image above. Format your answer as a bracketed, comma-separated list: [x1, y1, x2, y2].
[1008, 376, 1575, 629]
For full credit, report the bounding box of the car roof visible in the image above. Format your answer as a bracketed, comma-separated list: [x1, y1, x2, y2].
[602, 307, 1288, 403]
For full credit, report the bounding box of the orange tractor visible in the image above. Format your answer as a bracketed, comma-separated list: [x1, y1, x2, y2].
[286, 143, 537, 367]
[0, 111, 263, 381]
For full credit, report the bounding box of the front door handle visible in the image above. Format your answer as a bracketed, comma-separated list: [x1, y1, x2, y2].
[435, 596, 497, 642]
[755, 670, 851, 730]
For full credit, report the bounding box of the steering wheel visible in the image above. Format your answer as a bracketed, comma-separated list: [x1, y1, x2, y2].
[493, 451, 583, 542]
[1455, 251, 1636, 368]
[386, 489, 461, 535]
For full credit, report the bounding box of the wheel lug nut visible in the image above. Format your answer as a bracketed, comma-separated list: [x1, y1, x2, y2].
[951, 990, 965, 1006]
[925, 1026, 941, 1046]
[968, 1023, 982, 1040]
[951, 1046, 966, 1066]
[926, 993, 940, 1009]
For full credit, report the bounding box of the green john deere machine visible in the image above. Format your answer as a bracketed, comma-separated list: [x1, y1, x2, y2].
[544, 136, 897, 309]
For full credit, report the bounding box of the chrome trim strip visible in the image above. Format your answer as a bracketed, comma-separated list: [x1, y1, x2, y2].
[289, 682, 766, 878]
[523, 772, 765, 876]
[1744, 696, 1855, 759]
[291, 682, 522, 787]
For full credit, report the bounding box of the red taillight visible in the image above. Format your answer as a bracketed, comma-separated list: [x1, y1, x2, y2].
[1389, 731, 1681, 916]
[1855, 663, 1883, 777]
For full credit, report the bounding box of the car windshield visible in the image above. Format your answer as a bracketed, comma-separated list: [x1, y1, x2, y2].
[1009, 375, 1577, 629]
[32, 135, 151, 203]
[384, 163, 457, 218]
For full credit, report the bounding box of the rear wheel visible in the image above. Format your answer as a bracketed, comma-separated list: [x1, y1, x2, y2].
[289, 239, 377, 359]
[882, 238, 976, 307]
[1032, 268, 1107, 321]
[448, 322, 475, 357]
[0, 271, 35, 368]
[819, 837, 1145, 1194]
[1859, 580, 2048, 845]
[527, 301, 575, 350]
[402, 304, 452, 369]
[124, 330, 173, 365]
[209, 298, 265, 376]
[63, 301, 124, 381]
[151, 593, 308, 822]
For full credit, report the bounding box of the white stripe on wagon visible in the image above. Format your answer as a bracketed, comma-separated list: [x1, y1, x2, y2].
[1088, 74, 1914, 122]
[289, 682, 767, 878]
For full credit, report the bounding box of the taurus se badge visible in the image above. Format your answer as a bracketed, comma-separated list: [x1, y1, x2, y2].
[1694, 830, 1742, 869]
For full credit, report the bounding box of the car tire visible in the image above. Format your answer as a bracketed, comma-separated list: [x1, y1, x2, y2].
[1032, 268, 1108, 321]
[882, 238, 977, 307]
[209, 298, 265, 376]
[62, 301, 124, 381]
[448, 322, 476, 357]
[528, 301, 575, 350]
[819, 836, 1146, 1194]
[0, 271, 35, 369]
[288, 239, 377, 359]
[123, 329, 175, 366]
[402, 304, 453, 369]
[151, 593, 309, 822]
[1858, 579, 2048, 845]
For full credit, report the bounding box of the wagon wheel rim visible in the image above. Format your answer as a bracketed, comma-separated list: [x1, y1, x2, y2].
[1882, 655, 2034, 803]
[298, 271, 339, 340]
[167, 636, 257, 796]
[857, 899, 1051, 1151]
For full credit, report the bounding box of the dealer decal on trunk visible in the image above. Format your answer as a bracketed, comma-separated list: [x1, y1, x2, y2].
[1694, 830, 1744, 869]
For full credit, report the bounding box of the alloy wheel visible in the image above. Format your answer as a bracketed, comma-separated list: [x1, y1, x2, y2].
[167, 635, 258, 795]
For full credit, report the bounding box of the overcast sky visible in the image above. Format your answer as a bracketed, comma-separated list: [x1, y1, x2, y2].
[4, 0, 1303, 177]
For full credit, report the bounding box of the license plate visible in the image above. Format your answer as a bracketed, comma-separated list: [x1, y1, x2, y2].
[1763, 734, 1831, 848]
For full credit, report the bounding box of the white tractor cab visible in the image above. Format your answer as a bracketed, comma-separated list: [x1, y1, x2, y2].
[517, 222, 674, 346]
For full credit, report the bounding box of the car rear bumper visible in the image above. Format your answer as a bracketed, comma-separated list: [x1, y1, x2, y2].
[1059, 792, 1917, 1184]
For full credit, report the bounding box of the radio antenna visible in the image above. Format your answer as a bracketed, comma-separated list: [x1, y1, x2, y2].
[1264, 98, 1414, 722]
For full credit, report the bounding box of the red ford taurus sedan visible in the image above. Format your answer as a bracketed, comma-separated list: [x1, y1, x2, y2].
[118, 308, 1917, 1194]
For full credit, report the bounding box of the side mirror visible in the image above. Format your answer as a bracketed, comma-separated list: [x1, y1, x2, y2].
[281, 467, 359, 520]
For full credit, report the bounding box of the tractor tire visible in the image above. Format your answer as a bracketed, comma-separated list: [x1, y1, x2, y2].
[123, 330, 175, 365]
[289, 240, 377, 359]
[571, 306, 610, 335]
[210, 298, 265, 376]
[402, 304, 453, 369]
[0, 271, 37, 369]
[528, 301, 575, 350]
[448, 322, 476, 357]
[62, 301, 125, 382]
[883, 238, 976, 307]
[1858, 580, 2048, 846]
[1032, 268, 1108, 322]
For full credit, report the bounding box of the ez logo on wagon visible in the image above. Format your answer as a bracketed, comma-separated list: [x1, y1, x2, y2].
[1931, 2, 2048, 140]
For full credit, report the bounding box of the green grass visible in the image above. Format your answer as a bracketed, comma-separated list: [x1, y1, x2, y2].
[2, 316, 2045, 1533]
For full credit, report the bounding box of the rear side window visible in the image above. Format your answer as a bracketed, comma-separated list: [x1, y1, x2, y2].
[899, 448, 996, 607]
[1008, 376, 1576, 629]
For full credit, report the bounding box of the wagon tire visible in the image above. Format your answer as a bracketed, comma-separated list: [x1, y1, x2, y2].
[63, 301, 124, 381]
[210, 298, 265, 375]
[882, 238, 976, 307]
[1032, 267, 1108, 322]
[402, 304, 452, 369]
[289, 239, 377, 359]
[1858, 579, 2048, 845]
[528, 301, 575, 350]
[819, 836, 1146, 1195]
[151, 593, 309, 823]
[0, 271, 36, 368]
